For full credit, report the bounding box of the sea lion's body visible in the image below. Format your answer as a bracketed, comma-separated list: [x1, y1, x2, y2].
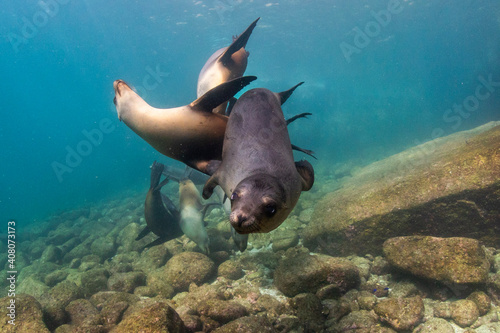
[113, 76, 255, 174]
[138, 161, 182, 247]
[202, 88, 314, 234]
[179, 179, 210, 253]
[197, 18, 259, 115]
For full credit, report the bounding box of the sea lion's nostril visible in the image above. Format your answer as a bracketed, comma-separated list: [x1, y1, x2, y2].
[237, 214, 247, 227]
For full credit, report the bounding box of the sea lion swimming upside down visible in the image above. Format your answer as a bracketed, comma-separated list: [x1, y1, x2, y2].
[202, 86, 315, 234]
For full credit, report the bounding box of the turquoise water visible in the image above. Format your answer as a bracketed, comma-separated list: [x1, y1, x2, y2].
[1, 0, 499, 226]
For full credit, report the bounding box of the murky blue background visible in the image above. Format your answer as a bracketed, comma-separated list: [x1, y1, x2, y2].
[1, 0, 499, 226]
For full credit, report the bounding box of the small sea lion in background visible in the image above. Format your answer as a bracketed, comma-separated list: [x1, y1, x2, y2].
[113, 76, 256, 174]
[202, 86, 315, 234]
[197, 18, 260, 115]
[179, 179, 220, 254]
[137, 161, 182, 248]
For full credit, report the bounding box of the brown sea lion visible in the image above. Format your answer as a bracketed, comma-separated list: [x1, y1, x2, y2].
[197, 18, 259, 115]
[137, 161, 182, 247]
[113, 76, 256, 174]
[202, 86, 315, 234]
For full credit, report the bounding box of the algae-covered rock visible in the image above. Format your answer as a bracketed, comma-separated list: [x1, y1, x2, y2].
[217, 260, 243, 280]
[383, 236, 490, 284]
[467, 291, 491, 316]
[271, 229, 299, 252]
[90, 236, 117, 260]
[334, 309, 379, 331]
[111, 302, 186, 333]
[414, 318, 454, 333]
[292, 293, 325, 331]
[374, 296, 425, 331]
[146, 269, 175, 298]
[449, 299, 479, 328]
[41, 244, 63, 263]
[80, 268, 109, 297]
[39, 280, 84, 330]
[197, 299, 248, 324]
[17, 276, 50, 299]
[304, 122, 500, 256]
[0, 294, 50, 332]
[45, 270, 69, 287]
[274, 249, 360, 297]
[65, 298, 102, 327]
[163, 252, 215, 291]
[212, 315, 276, 332]
[107, 271, 146, 293]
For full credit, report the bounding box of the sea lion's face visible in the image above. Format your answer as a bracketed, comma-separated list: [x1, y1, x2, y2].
[229, 174, 288, 234]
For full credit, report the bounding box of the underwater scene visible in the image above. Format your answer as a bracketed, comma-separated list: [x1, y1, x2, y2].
[1, 0, 500, 332]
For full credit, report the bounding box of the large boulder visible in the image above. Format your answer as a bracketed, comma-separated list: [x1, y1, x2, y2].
[383, 236, 490, 284]
[273, 248, 360, 297]
[162, 252, 215, 291]
[303, 122, 500, 256]
[0, 294, 50, 332]
[111, 302, 185, 333]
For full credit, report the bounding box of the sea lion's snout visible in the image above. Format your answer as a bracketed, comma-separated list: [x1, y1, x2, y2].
[113, 80, 128, 97]
[229, 210, 256, 233]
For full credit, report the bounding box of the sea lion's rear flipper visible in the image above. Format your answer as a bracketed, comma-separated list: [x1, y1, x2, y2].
[135, 226, 151, 241]
[202, 174, 220, 200]
[286, 113, 312, 125]
[144, 236, 167, 249]
[220, 18, 260, 65]
[295, 160, 315, 191]
[292, 144, 317, 159]
[279, 82, 304, 105]
[150, 161, 165, 190]
[190, 76, 257, 112]
[201, 203, 223, 225]
[225, 97, 238, 116]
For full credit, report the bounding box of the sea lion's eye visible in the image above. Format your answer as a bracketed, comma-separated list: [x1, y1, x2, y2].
[230, 192, 238, 201]
[264, 203, 277, 217]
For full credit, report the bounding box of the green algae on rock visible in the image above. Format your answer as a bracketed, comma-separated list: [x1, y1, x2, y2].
[273, 248, 360, 297]
[304, 122, 500, 256]
[163, 252, 215, 291]
[383, 236, 490, 284]
[111, 302, 186, 333]
[374, 296, 425, 331]
[0, 294, 50, 333]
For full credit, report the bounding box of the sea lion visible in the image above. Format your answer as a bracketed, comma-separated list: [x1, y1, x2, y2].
[113, 76, 256, 174]
[202, 86, 315, 234]
[179, 179, 219, 254]
[137, 161, 182, 247]
[197, 18, 260, 115]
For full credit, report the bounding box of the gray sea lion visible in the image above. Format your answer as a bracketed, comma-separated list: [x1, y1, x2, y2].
[202, 86, 315, 234]
[113, 76, 256, 174]
[179, 179, 219, 254]
[197, 18, 259, 115]
[137, 161, 182, 247]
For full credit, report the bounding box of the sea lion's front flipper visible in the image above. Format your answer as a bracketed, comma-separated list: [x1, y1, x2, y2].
[150, 161, 165, 190]
[220, 18, 260, 65]
[286, 113, 312, 125]
[279, 82, 304, 105]
[135, 226, 151, 241]
[292, 144, 317, 159]
[295, 160, 315, 191]
[190, 76, 257, 112]
[202, 174, 220, 200]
